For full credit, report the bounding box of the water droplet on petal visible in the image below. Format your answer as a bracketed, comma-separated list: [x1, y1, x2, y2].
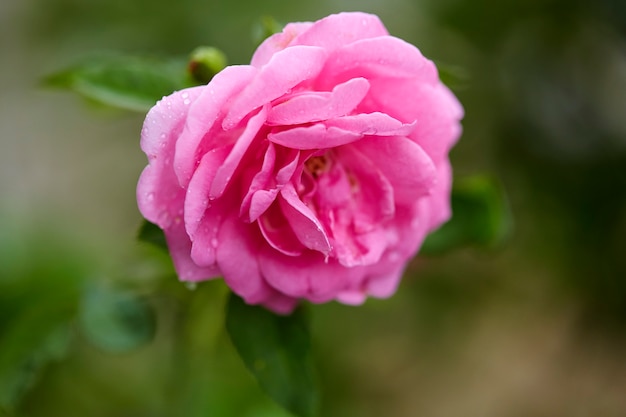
[210, 238, 219, 248]
[146, 192, 155, 202]
[183, 99, 191, 105]
[182, 92, 189, 99]
[158, 211, 171, 227]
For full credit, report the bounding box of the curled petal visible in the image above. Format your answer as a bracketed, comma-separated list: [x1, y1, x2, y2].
[173, 66, 257, 187]
[258, 201, 306, 256]
[267, 77, 370, 125]
[224, 46, 328, 129]
[210, 106, 267, 199]
[280, 184, 331, 255]
[325, 112, 415, 136]
[240, 144, 301, 222]
[269, 124, 361, 150]
[184, 146, 230, 238]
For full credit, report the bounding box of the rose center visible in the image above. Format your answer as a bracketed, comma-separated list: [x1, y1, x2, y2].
[304, 155, 329, 179]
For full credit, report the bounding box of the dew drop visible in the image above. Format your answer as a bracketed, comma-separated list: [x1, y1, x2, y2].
[146, 192, 155, 201]
[181, 92, 189, 99]
[158, 211, 171, 227]
[210, 238, 219, 248]
[185, 282, 197, 291]
[183, 99, 191, 105]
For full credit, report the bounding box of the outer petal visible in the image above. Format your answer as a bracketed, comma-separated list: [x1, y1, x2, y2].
[138, 88, 203, 224]
[164, 221, 220, 282]
[367, 79, 463, 159]
[425, 158, 453, 231]
[292, 12, 389, 50]
[223, 45, 328, 129]
[173, 66, 257, 187]
[259, 246, 361, 300]
[251, 22, 314, 68]
[216, 215, 275, 304]
[319, 36, 438, 87]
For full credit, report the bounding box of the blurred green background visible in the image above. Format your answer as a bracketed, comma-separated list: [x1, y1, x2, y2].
[2, 0, 626, 416]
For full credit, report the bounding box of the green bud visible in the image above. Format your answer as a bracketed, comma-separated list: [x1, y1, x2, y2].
[188, 46, 228, 85]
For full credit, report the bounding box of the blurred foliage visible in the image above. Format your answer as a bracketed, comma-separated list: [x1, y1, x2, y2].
[43, 55, 195, 112]
[422, 175, 511, 254]
[226, 294, 318, 417]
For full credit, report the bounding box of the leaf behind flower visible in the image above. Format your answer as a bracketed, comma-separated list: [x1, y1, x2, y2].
[422, 174, 512, 254]
[225, 294, 319, 417]
[43, 54, 194, 112]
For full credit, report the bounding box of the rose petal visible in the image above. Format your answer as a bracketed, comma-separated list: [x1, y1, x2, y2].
[336, 146, 395, 230]
[280, 183, 331, 255]
[325, 112, 415, 137]
[258, 200, 306, 256]
[267, 77, 370, 125]
[138, 87, 204, 226]
[164, 220, 220, 282]
[223, 45, 328, 129]
[368, 80, 463, 159]
[216, 215, 276, 304]
[269, 124, 361, 150]
[353, 135, 437, 205]
[319, 36, 438, 86]
[173, 66, 257, 187]
[259, 247, 360, 299]
[210, 106, 267, 199]
[184, 146, 230, 238]
[240, 144, 301, 222]
[292, 12, 389, 50]
[251, 22, 314, 68]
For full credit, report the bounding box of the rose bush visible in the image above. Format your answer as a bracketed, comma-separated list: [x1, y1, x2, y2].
[137, 12, 463, 314]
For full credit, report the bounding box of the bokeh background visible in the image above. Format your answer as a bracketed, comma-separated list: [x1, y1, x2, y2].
[2, 0, 626, 416]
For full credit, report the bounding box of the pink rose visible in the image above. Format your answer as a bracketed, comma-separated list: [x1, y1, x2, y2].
[137, 12, 463, 314]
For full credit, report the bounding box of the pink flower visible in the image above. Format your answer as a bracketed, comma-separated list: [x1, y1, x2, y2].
[137, 12, 463, 314]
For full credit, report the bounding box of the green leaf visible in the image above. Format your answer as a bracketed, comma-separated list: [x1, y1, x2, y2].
[137, 220, 168, 251]
[188, 46, 228, 84]
[0, 319, 72, 411]
[43, 54, 193, 112]
[421, 174, 511, 255]
[225, 293, 319, 417]
[78, 283, 156, 353]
